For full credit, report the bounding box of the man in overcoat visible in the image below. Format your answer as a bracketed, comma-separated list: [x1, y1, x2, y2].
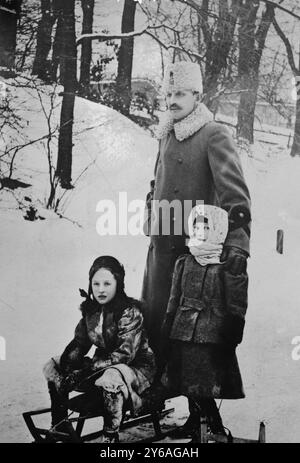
[141, 61, 251, 437]
[141, 60, 251, 363]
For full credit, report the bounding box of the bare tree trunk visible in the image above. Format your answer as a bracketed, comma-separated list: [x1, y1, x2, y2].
[237, 78, 259, 143]
[291, 70, 300, 157]
[79, 0, 94, 91]
[184, 0, 240, 108]
[56, 0, 77, 189]
[51, 2, 64, 82]
[32, 0, 56, 79]
[0, 0, 22, 74]
[272, 17, 300, 156]
[236, 1, 259, 143]
[32, 0, 65, 83]
[115, 0, 137, 115]
[237, 1, 274, 143]
[203, 0, 241, 107]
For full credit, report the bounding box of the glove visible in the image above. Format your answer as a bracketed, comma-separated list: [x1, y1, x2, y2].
[220, 246, 248, 275]
[58, 356, 94, 394]
[222, 314, 245, 346]
[82, 356, 93, 370]
[59, 369, 87, 394]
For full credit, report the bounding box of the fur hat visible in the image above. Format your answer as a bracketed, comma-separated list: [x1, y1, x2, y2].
[161, 61, 203, 95]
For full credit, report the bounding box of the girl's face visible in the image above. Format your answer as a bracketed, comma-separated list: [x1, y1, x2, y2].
[91, 268, 117, 305]
[194, 221, 210, 241]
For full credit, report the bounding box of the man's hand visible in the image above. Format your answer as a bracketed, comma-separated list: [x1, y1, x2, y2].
[220, 246, 248, 275]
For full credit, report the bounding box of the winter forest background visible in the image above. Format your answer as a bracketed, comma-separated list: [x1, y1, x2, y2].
[1, 0, 300, 443]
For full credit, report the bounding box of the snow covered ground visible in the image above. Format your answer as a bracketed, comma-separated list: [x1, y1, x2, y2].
[1, 82, 300, 442]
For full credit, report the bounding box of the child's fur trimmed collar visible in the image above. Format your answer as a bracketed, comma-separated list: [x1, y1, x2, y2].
[78, 290, 143, 318]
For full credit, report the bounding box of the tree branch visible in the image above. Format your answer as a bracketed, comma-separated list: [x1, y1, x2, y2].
[272, 14, 298, 75]
[145, 30, 205, 61]
[76, 24, 177, 46]
[77, 27, 147, 45]
[260, 0, 300, 21]
[174, 0, 300, 21]
[0, 6, 17, 14]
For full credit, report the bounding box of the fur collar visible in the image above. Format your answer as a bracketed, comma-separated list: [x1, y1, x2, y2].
[155, 102, 214, 141]
[79, 291, 142, 318]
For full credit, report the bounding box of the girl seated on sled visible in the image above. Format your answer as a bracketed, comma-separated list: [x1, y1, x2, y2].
[43, 255, 156, 443]
[160, 205, 248, 438]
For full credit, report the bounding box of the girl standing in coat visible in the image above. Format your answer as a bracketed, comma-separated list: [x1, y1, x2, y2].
[43, 256, 156, 443]
[160, 205, 248, 438]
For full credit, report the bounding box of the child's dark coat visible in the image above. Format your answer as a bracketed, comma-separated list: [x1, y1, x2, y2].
[162, 254, 248, 399]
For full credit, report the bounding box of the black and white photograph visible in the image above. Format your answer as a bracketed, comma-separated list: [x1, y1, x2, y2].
[0, 0, 300, 446]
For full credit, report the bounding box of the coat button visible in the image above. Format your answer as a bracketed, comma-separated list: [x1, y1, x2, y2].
[174, 188, 179, 193]
[171, 245, 176, 251]
[177, 158, 183, 164]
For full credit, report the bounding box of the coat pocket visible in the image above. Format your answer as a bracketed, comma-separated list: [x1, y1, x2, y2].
[169, 297, 204, 342]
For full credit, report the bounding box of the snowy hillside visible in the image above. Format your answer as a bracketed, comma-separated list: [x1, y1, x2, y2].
[1, 81, 300, 442]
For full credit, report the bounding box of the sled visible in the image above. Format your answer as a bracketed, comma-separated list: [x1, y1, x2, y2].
[23, 391, 266, 443]
[22, 389, 175, 443]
